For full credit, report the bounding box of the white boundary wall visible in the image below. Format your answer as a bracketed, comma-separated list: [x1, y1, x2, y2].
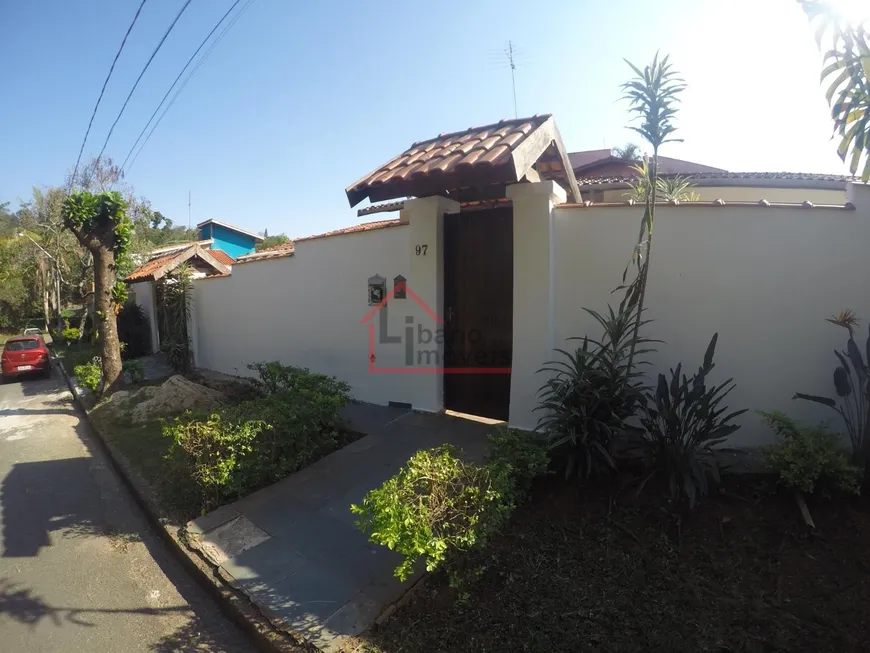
[193, 225, 415, 406]
[547, 189, 870, 445]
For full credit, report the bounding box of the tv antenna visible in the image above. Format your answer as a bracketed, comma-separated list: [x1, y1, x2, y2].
[490, 41, 525, 118]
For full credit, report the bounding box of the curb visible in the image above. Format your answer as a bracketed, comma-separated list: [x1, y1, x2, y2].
[52, 352, 309, 653]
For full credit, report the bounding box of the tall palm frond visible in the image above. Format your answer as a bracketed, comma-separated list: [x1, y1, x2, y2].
[621, 53, 686, 151]
[801, 1, 870, 179]
[657, 175, 700, 202]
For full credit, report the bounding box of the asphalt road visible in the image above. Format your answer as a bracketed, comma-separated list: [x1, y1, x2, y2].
[0, 369, 255, 652]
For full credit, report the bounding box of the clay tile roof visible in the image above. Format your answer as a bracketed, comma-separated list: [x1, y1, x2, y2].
[125, 252, 178, 282]
[124, 245, 231, 282]
[577, 171, 855, 187]
[208, 249, 235, 266]
[234, 241, 296, 264]
[294, 218, 404, 242]
[346, 115, 581, 206]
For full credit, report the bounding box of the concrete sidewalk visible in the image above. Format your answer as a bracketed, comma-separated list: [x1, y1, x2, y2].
[185, 403, 492, 652]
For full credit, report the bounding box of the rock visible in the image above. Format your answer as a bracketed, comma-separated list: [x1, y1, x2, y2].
[131, 375, 226, 424]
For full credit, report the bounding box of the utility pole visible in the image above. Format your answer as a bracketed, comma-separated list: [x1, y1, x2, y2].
[188, 190, 192, 231]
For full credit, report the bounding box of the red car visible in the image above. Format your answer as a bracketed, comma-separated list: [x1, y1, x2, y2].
[1, 335, 52, 382]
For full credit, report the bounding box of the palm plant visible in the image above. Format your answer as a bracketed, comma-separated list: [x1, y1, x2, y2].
[611, 143, 642, 161]
[620, 53, 686, 368]
[656, 175, 700, 202]
[156, 263, 194, 372]
[624, 161, 699, 203]
[801, 1, 870, 179]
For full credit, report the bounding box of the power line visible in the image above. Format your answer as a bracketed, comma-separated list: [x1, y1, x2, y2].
[68, 0, 148, 193]
[119, 0, 243, 173]
[94, 0, 194, 169]
[125, 0, 256, 173]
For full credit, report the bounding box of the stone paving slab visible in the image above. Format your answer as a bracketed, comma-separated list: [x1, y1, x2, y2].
[187, 402, 493, 652]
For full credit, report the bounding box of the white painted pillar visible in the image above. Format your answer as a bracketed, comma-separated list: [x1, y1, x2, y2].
[506, 181, 567, 430]
[846, 181, 870, 215]
[148, 282, 160, 354]
[401, 196, 460, 413]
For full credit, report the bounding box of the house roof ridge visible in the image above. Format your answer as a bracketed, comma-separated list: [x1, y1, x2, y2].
[195, 219, 265, 241]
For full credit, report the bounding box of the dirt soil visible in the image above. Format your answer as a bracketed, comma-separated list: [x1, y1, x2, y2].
[97, 374, 226, 424]
[361, 476, 870, 653]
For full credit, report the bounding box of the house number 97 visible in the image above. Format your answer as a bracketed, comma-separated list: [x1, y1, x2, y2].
[415, 244, 428, 256]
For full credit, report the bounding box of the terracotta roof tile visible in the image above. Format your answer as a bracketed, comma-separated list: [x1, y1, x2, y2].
[208, 249, 235, 266]
[347, 115, 569, 206]
[125, 252, 178, 282]
[234, 242, 296, 264]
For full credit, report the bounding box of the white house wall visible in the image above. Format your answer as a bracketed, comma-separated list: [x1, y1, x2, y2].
[193, 225, 416, 406]
[128, 280, 159, 354]
[550, 194, 870, 445]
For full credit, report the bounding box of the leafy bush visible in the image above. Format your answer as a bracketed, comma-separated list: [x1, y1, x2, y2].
[536, 301, 653, 479]
[638, 333, 747, 508]
[794, 311, 870, 470]
[761, 411, 860, 496]
[486, 427, 549, 496]
[117, 302, 151, 359]
[165, 365, 351, 512]
[352, 445, 515, 581]
[62, 327, 80, 342]
[123, 359, 145, 384]
[247, 361, 351, 400]
[73, 363, 102, 393]
[165, 413, 269, 511]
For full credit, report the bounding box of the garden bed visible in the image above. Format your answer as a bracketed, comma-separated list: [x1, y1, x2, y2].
[360, 475, 870, 653]
[86, 362, 359, 523]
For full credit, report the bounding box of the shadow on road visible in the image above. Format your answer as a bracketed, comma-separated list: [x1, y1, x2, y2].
[0, 578, 191, 628]
[0, 578, 244, 652]
[1, 457, 116, 556]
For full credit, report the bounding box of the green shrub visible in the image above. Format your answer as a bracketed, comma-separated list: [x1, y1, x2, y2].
[165, 366, 351, 512]
[123, 359, 145, 384]
[536, 301, 653, 480]
[638, 333, 747, 508]
[73, 363, 102, 393]
[247, 361, 351, 400]
[352, 445, 515, 581]
[62, 327, 80, 342]
[117, 301, 151, 359]
[164, 413, 270, 512]
[761, 411, 860, 496]
[486, 427, 549, 496]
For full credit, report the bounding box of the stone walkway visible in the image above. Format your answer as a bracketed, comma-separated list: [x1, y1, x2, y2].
[185, 403, 492, 652]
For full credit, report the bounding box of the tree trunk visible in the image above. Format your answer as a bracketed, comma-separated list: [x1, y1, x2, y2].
[92, 249, 124, 393]
[38, 257, 51, 332]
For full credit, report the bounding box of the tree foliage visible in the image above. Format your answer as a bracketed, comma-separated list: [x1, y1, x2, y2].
[801, 1, 870, 179]
[61, 189, 133, 393]
[256, 233, 291, 252]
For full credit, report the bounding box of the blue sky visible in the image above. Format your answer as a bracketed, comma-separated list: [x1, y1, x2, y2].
[0, 0, 856, 239]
